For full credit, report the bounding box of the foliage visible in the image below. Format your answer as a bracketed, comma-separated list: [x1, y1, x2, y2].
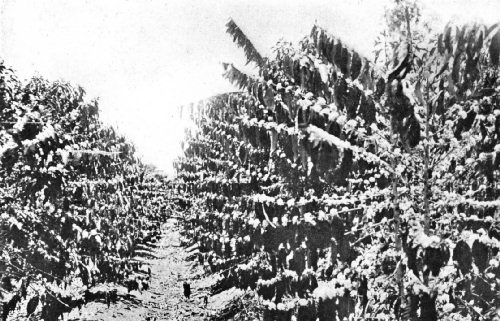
[226, 18, 266, 68]
[176, 7, 500, 321]
[0, 63, 172, 320]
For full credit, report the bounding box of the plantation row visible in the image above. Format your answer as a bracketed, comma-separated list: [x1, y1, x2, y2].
[175, 11, 500, 321]
[0, 63, 175, 320]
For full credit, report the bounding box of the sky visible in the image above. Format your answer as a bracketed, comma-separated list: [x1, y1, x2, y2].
[1, 0, 499, 174]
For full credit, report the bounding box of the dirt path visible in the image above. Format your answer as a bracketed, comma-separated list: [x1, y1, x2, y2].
[67, 218, 233, 321]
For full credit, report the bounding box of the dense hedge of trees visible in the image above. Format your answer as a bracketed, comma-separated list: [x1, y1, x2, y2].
[0, 63, 174, 320]
[176, 2, 500, 320]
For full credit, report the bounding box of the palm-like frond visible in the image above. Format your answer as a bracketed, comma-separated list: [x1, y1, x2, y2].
[430, 21, 500, 101]
[490, 26, 500, 65]
[222, 62, 257, 90]
[310, 25, 382, 89]
[437, 21, 500, 65]
[226, 19, 266, 68]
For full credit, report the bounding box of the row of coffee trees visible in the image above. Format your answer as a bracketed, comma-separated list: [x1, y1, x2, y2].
[175, 1, 500, 320]
[0, 62, 174, 320]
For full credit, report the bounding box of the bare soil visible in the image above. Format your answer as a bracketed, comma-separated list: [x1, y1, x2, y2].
[66, 219, 235, 321]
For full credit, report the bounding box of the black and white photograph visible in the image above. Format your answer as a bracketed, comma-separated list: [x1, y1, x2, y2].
[1, 0, 500, 320]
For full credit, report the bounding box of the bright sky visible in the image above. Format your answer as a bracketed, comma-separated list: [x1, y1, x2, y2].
[1, 0, 499, 174]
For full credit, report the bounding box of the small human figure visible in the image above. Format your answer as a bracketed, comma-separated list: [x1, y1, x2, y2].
[183, 282, 191, 300]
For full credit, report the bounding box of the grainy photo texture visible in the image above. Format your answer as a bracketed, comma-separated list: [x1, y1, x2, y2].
[1, 0, 500, 320]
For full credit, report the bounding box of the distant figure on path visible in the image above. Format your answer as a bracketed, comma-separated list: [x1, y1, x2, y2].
[183, 282, 191, 299]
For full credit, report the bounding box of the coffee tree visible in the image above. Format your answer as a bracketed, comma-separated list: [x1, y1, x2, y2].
[176, 2, 500, 319]
[0, 63, 170, 320]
